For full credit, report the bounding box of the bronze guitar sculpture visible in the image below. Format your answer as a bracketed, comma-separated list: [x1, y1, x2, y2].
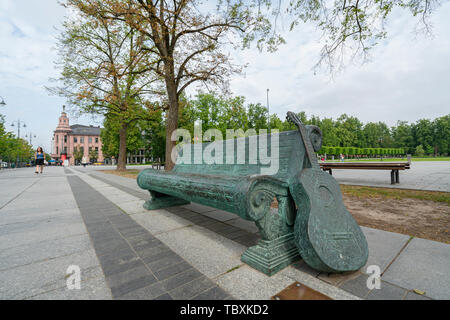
[287, 111, 368, 272]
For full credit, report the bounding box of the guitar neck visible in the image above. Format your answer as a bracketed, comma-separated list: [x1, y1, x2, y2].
[296, 123, 319, 169]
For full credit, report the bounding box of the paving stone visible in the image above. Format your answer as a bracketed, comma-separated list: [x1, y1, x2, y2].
[155, 224, 246, 278]
[338, 273, 371, 299]
[0, 233, 92, 271]
[200, 209, 237, 222]
[159, 268, 203, 292]
[183, 203, 216, 214]
[154, 293, 173, 300]
[0, 248, 100, 299]
[29, 276, 112, 300]
[403, 291, 432, 300]
[232, 233, 261, 247]
[101, 256, 143, 277]
[107, 264, 157, 298]
[131, 211, 192, 235]
[381, 237, 450, 300]
[291, 260, 321, 277]
[146, 252, 186, 272]
[223, 218, 259, 234]
[318, 270, 361, 286]
[97, 247, 137, 263]
[366, 281, 408, 300]
[92, 238, 131, 256]
[154, 261, 193, 281]
[116, 225, 148, 238]
[134, 244, 172, 260]
[360, 226, 410, 274]
[169, 276, 216, 300]
[191, 286, 230, 300]
[117, 282, 166, 300]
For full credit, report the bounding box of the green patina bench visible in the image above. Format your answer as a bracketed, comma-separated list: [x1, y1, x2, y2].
[137, 126, 323, 276]
[138, 112, 369, 276]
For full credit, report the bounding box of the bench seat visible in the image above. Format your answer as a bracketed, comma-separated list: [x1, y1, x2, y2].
[137, 127, 323, 275]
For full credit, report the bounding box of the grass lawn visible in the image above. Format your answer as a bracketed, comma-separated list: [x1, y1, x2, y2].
[340, 185, 450, 205]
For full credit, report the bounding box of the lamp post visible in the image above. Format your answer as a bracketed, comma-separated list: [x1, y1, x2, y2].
[11, 119, 26, 139]
[25, 132, 37, 146]
[266, 88, 270, 133]
[11, 120, 27, 168]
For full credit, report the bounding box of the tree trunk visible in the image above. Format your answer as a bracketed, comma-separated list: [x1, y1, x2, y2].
[117, 122, 128, 171]
[164, 78, 179, 171]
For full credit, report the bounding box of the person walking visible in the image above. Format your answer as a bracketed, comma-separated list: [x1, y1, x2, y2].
[35, 147, 45, 174]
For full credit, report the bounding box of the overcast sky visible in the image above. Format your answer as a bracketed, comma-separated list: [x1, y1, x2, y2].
[1, 0, 449, 152]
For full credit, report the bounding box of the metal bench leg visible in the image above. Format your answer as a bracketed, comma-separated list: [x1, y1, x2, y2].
[241, 195, 300, 276]
[391, 170, 395, 184]
[143, 190, 190, 210]
[395, 170, 400, 184]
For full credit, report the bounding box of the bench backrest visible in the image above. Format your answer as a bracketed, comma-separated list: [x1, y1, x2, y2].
[173, 127, 322, 183]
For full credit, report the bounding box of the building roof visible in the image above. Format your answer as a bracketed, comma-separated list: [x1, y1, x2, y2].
[70, 124, 102, 136]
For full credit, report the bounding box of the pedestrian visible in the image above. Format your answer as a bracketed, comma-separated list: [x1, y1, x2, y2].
[35, 147, 45, 174]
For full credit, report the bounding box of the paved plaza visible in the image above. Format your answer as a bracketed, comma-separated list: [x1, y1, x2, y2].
[330, 161, 450, 192]
[0, 166, 449, 300]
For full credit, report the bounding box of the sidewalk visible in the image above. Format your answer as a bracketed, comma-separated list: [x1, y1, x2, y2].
[0, 166, 448, 299]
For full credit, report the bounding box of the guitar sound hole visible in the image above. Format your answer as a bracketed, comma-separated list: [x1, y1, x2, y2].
[318, 186, 334, 207]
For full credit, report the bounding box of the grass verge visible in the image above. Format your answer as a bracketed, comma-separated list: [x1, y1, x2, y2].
[340, 185, 450, 205]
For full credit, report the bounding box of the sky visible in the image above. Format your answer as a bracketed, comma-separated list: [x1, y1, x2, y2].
[1, 0, 449, 153]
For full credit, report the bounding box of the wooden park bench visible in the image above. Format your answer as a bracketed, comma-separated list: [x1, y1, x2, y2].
[319, 162, 410, 184]
[138, 112, 369, 276]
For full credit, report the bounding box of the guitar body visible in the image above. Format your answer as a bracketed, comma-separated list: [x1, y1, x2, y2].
[289, 168, 368, 272]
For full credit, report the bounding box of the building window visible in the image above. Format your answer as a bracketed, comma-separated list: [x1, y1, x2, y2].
[56, 136, 58, 143]
[95, 147, 98, 151]
[80, 137, 84, 143]
[74, 137, 77, 143]
[89, 137, 92, 143]
[56, 147, 59, 154]
[64, 147, 67, 153]
[64, 136, 67, 143]
[80, 147, 84, 154]
[95, 137, 99, 143]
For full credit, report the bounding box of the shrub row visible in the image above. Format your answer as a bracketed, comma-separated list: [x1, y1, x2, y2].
[319, 146, 405, 156]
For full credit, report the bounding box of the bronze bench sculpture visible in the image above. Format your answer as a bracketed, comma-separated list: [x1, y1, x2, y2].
[137, 111, 368, 276]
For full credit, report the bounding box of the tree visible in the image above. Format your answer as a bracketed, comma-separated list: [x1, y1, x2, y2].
[73, 147, 83, 164]
[91, 0, 272, 170]
[50, 0, 159, 170]
[272, 0, 442, 73]
[415, 145, 425, 157]
[89, 149, 99, 163]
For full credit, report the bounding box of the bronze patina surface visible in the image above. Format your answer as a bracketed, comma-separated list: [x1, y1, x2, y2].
[272, 282, 332, 300]
[137, 111, 368, 275]
[287, 112, 368, 273]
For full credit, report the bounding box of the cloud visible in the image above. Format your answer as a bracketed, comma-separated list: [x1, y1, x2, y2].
[228, 2, 450, 126]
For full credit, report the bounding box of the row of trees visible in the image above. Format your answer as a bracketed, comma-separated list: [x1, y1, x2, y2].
[50, 0, 441, 170]
[0, 115, 36, 167]
[100, 93, 448, 160]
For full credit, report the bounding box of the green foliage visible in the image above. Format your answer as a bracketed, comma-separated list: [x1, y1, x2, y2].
[415, 145, 425, 157]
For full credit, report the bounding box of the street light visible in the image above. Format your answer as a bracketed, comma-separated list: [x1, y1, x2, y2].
[11, 120, 26, 138]
[25, 132, 37, 145]
[266, 88, 270, 133]
[0, 96, 6, 106]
